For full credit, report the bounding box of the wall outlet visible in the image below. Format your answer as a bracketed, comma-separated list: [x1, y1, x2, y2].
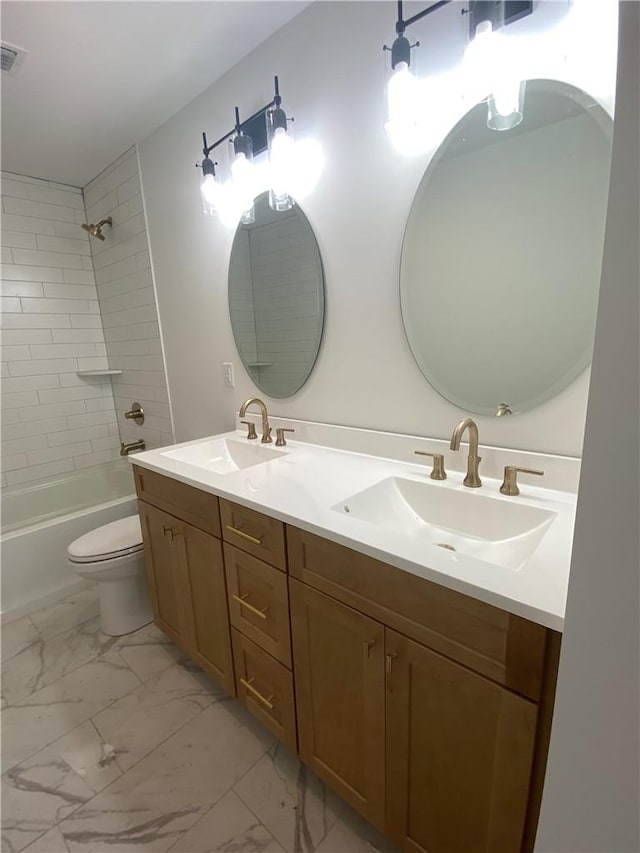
[222, 362, 235, 387]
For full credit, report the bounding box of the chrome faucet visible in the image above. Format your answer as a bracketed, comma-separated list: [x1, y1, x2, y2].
[120, 439, 146, 456]
[450, 418, 482, 488]
[238, 397, 272, 444]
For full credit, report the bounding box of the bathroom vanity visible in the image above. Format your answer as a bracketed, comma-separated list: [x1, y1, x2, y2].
[131, 420, 575, 853]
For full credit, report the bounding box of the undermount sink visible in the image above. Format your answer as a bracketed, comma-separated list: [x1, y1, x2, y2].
[161, 438, 287, 475]
[333, 476, 556, 570]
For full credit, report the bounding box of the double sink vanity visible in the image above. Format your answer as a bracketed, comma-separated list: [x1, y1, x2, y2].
[132, 400, 577, 853]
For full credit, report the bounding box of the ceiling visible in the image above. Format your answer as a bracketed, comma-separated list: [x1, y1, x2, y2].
[0, 1, 310, 188]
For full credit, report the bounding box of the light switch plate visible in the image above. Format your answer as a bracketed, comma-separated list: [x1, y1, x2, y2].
[222, 362, 235, 387]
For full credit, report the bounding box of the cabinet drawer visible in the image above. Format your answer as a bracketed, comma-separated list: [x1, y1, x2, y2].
[231, 628, 297, 753]
[220, 499, 286, 570]
[287, 526, 548, 701]
[133, 465, 220, 537]
[225, 544, 292, 668]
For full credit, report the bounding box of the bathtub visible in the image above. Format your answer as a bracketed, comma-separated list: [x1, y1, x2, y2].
[1, 461, 138, 618]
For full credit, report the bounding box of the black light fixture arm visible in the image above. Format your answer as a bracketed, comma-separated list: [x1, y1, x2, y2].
[394, 0, 452, 35]
[201, 75, 282, 158]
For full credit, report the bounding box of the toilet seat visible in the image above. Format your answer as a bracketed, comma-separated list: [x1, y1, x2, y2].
[68, 515, 143, 564]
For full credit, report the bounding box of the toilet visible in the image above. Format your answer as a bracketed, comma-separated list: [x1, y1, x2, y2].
[67, 515, 153, 636]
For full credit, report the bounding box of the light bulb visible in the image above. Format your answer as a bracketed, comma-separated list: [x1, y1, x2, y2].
[269, 126, 295, 211]
[200, 173, 222, 213]
[465, 20, 524, 131]
[231, 151, 255, 212]
[385, 61, 418, 134]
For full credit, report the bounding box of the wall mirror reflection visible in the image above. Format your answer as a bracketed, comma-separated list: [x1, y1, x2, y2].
[400, 79, 613, 416]
[228, 192, 325, 398]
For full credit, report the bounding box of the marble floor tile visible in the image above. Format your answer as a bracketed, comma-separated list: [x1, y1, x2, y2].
[2, 720, 122, 853]
[2, 652, 140, 772]
[114, 622, 183, 682]
[2, 616, 118, 706]
[234, 743, 341, 853]
[59, 700, 275, 852]
[22, 826, 70, 853]
[170, 789, 285, 853]
[29, 587, 99, 643]
[2, 616, 39, 663]
[316, 803, 401, 853]
[92, 658, 225, 772]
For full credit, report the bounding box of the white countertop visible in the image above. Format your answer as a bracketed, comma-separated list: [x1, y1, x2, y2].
[131, 424, 578, 632]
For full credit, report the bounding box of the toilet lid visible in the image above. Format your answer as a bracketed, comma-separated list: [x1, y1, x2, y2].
[68, 515, 143, 563]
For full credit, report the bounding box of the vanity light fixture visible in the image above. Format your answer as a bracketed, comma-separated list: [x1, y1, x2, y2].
[197, 76, 300, 224]
[383, 0, 531, 144]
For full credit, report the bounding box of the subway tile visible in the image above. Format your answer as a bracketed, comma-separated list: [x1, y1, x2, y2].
[3, 390, 40, 408]
[90, 436, 119, 453]
[42, 284, 99, 301]
[76, 356, 109, 371]
[105, 339, 158, 357]
[116, 174, 141, 206]
[100, 304, 158, 327]
[1, 435, 48, 456]
[62, 268, 96, 285]
[2, 172, 50, 187]
[99, 285, 155, 314]
[2, 417, 67, 440]
[3, 197, 78, 223]
[74, 448, 121, 468]
[47, 424, 109, 447]
[94, 255, 137, 286]
[2, 374, 59, 392]
[0, 280, 44, 298]
[1, 263, 64, 283]
[118, 369, 166, 388]
[65, 411, 116, 429]
[51, 328, 105, 344]
[1, 345, 31, 362]
[20, 297, 98, 314]
[107, 354, 163, 372]
[55, 220, 90, 240]
[81, 256, 94, 271]
[135, 249, 151, 270]
[12, 248, 86, 270]
[5, 459, 75, 485]
[96, 268, 152, 300]
[26, 184, 84, 209]
[18, 400, 86, 421]
[1, 231, 37, 250]
[1, 407, 19, 423]
[38, 385, 111, 404]
[85, 396, 117, 412]
[0, 214, 57, 236]
[36, 234, 90, 256]
[2, 453, 27, 471]
[9, 358, 78, 377]
[27, 442, 92, 466]
[91, 231, 148, 272]
[1, 313, 71, 329]
[1, 178, 29, 198]
[1, 297, 21, 312]
[103, 320, 159, 342]
[70, 314, 102, 328]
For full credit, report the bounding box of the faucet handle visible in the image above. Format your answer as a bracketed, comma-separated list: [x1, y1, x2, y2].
[500, 465, 544, 496]
[415, 451, 447, 481]
[275, 428, 295, 447]
[241, 420, 258, 440]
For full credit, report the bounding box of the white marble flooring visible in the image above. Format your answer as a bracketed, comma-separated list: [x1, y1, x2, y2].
[1, 586, 399, 853]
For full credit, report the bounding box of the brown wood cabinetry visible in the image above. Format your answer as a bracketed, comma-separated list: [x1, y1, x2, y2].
[134, 466, 559, 853]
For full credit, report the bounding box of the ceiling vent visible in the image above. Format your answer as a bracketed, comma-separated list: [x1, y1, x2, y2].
[1, 43, 28, 75]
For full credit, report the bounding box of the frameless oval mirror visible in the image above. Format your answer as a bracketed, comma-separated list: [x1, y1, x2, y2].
[400, 80, 613, 416]
[228, 192, 325, 398]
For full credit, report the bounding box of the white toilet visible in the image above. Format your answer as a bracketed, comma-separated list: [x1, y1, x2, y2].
[67, 515, 153, 636]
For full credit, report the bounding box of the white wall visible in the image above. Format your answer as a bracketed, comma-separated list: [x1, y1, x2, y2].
[83, 146, 174, 452]
[138, 0, 617, 456]
[0, 173, 118, 486]
[535, 3, 640, 849]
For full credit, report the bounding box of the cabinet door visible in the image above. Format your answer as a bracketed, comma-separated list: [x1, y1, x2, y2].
[386, 629, 537, 853]
[179, 522, 235, 695]
[290, 579, 385, 828]
[138, 500, 191, 648]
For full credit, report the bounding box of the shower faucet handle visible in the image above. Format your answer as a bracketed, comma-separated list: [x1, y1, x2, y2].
[124, 403, 144, 425]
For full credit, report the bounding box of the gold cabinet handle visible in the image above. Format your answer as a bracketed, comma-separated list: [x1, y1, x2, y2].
[386, 652, 398, 674]
[225, 525, 263, 546]
[232, 593, 269, 620]
[240, 677, 274, 710]
[363, 639, 376, 660]
[162, 525, 179, 540]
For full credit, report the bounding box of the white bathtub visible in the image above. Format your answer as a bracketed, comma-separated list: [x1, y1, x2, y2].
[1, 461, 138, 617]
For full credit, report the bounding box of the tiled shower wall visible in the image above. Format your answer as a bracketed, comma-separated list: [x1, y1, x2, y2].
[0, 173, 119, 487]
[83, 148, 173, 450]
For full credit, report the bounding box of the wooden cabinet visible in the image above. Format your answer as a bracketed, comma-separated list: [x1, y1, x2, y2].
[385, 630, 537, 853]
[290, 578, 386, 828]
[220, 498, 286, 570]
[138, 499, 234, 695]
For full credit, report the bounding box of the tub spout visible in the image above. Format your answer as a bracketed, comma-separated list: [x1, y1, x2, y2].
[120, 439, 146, 456]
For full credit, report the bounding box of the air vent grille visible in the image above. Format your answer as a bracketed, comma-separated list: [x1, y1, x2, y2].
[1, 43, 28, 75]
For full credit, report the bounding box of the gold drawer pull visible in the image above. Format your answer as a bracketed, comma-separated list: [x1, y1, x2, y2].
[232, 593, 269, 620]
[162, 525, 178, 540]
[240, 677, 274, 710]
[386, 652, 398, 674]
[364, 639, 376, 660]
[226, 525, 263, 546]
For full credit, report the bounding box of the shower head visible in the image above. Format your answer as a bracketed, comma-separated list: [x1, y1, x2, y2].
[81, 216, 112, 241]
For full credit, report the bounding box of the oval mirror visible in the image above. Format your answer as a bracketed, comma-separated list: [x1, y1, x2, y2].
[400, 80, 612, 416]
[228, 192, 325, 398]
